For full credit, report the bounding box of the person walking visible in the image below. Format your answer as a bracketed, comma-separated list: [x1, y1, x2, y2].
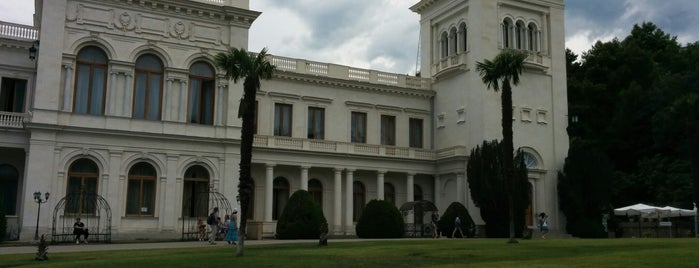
[539, 212, 550, 239]
[431, 212, 440, 238]
[225, 208, 239, 245]
[451, 216, 465, 238]
[207, 207, 219, 245]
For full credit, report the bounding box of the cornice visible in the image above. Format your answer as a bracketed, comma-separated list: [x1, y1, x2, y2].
[410, 0, 441, 13]
[273, 70, 435, 99]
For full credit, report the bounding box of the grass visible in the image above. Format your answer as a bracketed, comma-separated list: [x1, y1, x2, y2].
[1, 238, 698, 267]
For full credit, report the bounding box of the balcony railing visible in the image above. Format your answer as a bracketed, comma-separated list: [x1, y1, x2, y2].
[0, 111, 30, 128]
[0, 20, 38, 40]
[269, 55, 430, 90]
[251, 135, 467, 160]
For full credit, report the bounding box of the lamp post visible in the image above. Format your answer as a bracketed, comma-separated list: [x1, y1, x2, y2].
[33, 191, 50, 240]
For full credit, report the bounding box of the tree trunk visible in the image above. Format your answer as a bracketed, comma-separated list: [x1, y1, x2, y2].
[501, 79, 517, 243]
[236, 77, 259, 256]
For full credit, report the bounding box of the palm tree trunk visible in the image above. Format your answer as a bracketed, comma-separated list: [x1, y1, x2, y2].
[501, 79, 517, 243]
[236, 77, 259, 256]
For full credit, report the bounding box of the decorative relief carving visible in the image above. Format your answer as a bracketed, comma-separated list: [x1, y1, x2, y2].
[115, 12, 136, 31]
[170, 20, 189, 39]
[76, 4, 115, 29]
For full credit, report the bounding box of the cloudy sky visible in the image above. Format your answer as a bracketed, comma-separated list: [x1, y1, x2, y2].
[2, 0, 698, 75]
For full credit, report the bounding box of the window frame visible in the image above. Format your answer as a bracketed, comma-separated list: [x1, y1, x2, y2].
[351, 112, 367, 143]
[274, 103, 293, 137]
[125, 162, 157, 217]
[352, 181, 366, 222]
[384, 182, 395, 206]
[66, 158, 99, 215]
[307, 106, 325, 139]
[409, 118, 424, 148]
[0, 77, 27, 113]
[187, 62, 216, 125]
[308, 178, 323, 206]
[132, 54, 164, 121]
[73, 46, 108, 115]
[380, 114, 396, 146]
[182, 165, 210, 218]
[272, 177, 290, 220]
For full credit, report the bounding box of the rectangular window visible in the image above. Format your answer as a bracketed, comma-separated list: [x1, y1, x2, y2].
[126, 178, 156, 216]
[0, 78, 27, 113]
[188, 79, 214, 125]
[351, 112, 367, 143]
[307, 107, 325, 139]
[381, 115, 396, 146]
[274, 103, 292, 136]
[409, 118, 423, 148]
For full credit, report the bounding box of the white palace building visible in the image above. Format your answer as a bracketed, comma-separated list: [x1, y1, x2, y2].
[0, 0, 568, 240]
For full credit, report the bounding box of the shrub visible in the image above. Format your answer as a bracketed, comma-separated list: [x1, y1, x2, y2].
[356, 200, 404, 238]
[0, 198, 6, 242]
[438, 202, 476, 238]
[275, 190, 327, 239]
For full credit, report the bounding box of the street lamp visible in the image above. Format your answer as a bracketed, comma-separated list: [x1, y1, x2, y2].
[28, 40, 39, 60]
[33, 191, 50, 240]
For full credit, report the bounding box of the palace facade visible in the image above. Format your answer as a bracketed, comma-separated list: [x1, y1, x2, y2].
[0, 0, 568, 240]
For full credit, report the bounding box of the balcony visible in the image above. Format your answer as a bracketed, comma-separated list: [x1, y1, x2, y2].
[252, 135, 466, 161]
[432, 52, 469, 76]
[0, 111, 30, 129]
[269, 55, 431, 90]
[0, 20, 38, 41]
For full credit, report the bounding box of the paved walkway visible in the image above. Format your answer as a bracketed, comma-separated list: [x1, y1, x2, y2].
[0, 239, 329, 255]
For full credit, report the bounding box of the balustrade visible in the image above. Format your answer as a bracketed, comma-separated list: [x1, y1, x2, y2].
[0, 21, 38, 40]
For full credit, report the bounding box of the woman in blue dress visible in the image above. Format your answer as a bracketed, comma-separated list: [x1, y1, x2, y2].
[225, 208, 239, 245]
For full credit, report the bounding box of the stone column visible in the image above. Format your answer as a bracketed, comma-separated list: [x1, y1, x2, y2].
[456, 172, 465, 205]
[406, 173, 415, 224]
[344, 169, 354, 234]
[108, 72, 117, 115]
[434, 175, 441, 210]
[179, 80, 187, 122]
[333, 168, 342, 234]
[376, 170, 385, 200]
[165, 78, 173, 121]
[300, 166, 309, 191]
[264, 163, 275, 222]
[123, 73, 133, 117]
[62, 64, 73, 111]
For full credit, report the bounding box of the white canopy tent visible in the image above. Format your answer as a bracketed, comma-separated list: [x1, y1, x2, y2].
[613, 203, 668, 217]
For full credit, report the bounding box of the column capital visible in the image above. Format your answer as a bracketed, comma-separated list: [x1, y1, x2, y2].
[334, 168, 344, 173]
[301, 165, 311, 170]
[377, 170, 387, 175]
[406, 172, 416, 176]
[346, 168, 356, 173]
[265, 163, 276, 168]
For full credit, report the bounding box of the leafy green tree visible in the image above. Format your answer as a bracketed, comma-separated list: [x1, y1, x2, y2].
[557, 140, 613, 238]
[355, 200, 404, 238]
[215, 48, 275, 256]
[437, 202, 476, 238]
[475, 50, 527, 242]
[276, 190, 327, 239]
[467, 140, 529, 238]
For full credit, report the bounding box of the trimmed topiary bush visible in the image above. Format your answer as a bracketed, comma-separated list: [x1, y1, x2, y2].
[276, 190, 327, 239]
[356, 199, 404, 238]
[438, 202, 476, 238]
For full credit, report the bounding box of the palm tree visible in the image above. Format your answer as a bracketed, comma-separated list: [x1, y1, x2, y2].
[215, 47, 275, 256]
[475, 49, 527, 243]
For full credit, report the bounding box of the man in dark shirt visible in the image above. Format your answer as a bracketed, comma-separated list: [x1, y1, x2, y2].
[73, 217, 89, 244]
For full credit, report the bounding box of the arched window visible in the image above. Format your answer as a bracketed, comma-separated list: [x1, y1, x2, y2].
[273, 177, 290, 220]
[74, 46, 108, 115]
[353, 181, 365, 221]
[515, 21, 525, 50]
[182, 165, 210, 218]
[308, 179, 323, 205]
[384, 183, 395, 206]
[188, 62, 215, 125]
[523, 152, 539, 169]
[126, 162, 157, 216]
[502, 19, 513, 48]
[0, 164, 19, 215]
[440, 32, 449, 58]
[66, 158, 99, 214]
[459, 22, 468, 52]
[133, 54, 164, 120]
[449, 27, 457, 55]
[528, 23, 539, 52]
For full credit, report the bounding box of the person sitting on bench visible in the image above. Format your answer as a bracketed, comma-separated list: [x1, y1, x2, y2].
[73, 217, 89, 244]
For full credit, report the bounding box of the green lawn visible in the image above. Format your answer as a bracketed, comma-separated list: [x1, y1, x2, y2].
[1, 238, 698, 267]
